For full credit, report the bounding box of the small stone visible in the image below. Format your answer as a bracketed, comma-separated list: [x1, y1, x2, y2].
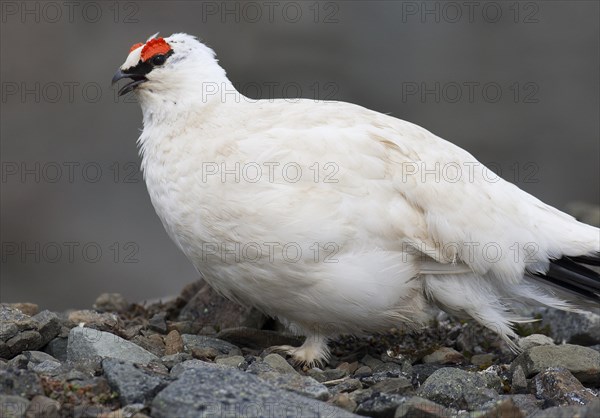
[103, 407, 148, 418]
[509, 394, 544, 416]
[360, 365, 407, 388]
[152, 367, 350, 418]
[21, 352, 61, 374]
[7, 355, 28, 369]
[331, 393, 357, 412]
[511, 344, 600, 384]
[529, 398, 600, 418]
[511, 365, 528, 394]
[533, 367, 597, 407]
[540, 308, 600, 346]
[148, 313, 168, 334]
[330, 378, 363, 394]
[475, 398, 525, 418]
[0, 305, 35, 333]
[306, 368, 326, 382]
[57, 327, 70, 339]
[371, 377, 413, 395]
[42, 338, 68, 362]
[0, 323, 20, 344]
[93, 293, 129, 313]
[411, 364, 448, 386]
[130, 335, 165, 358]
[31, 311, 60, 346]
[73, 404, 112, 418]
[102, 404, 147, 418]
[348, 388, 376, 404]
[381, 351, 412, 366]
[161, 353, 192, 370]
[361, 354, 383, 369]
[0, 342, 11, 359]
[337, 361, 359, 374]
[169, 359, 229, 377]
[201, 325, 220, 335]
[263, 353, 296, 374]
[422, 347, 464, 365]
[102, 358, 170, 405]
[30, 360, 61, 375]
[417, 367, 498, 410]
[518, 334, 555, 351]
[322, 368, 348, 381]
[25, 395, 60, 418]
[120, 325, 144, 340]
[214, 355, 244, 368]
[260, 373, 330, 400]
[471, 353, 495, 367]
[163, 330, 183, 356]
[373, 362, 405, 374]
[246, 358, 278, 376]
[0, 367, 44, 398]
[191, 347, 219, 360]
[60, 369, 89, 382]
[246, 357, 330, 400]
[181, 334, 241, 356]
[148, 334, 166, 352]
[394, 396, 453, 418]
[6, 331, 43, 357]
[67, 310, 120, 332]
[23, 351, 58, 364]
[307, 367, 347, 382]
[0, 395, 30, 418]
[480, 367, 504, 393]
[356, 392, 407, 418]
[355, 366, 373, 377]
[67, 327, 158, 366]
[146, 359, 169, 375]
[6, 303, 39, 316]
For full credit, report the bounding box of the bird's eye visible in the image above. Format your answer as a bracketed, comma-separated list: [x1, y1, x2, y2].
[152, 54, 166, 66]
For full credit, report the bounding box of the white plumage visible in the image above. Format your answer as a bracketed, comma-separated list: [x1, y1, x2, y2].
[113, 33, 600, 365]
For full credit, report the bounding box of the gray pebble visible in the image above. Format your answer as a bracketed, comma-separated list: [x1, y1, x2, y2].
[417, 367, 498, 410]
[151, 366, 354, 418]
[102, 358, 170, 405]
[512, 344, 600, 385]
[67, 326, 158, 366]
[0, 395, 30, 418]
[181, 334, 241, 356]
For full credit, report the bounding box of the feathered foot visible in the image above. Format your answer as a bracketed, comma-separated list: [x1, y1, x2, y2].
[269, 334, 330, 368]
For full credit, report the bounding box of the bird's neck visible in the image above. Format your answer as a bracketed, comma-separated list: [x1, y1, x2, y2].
[137, 64, 245, 128]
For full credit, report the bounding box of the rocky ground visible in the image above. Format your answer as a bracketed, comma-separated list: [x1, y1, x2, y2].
[1, 279, 599, 418]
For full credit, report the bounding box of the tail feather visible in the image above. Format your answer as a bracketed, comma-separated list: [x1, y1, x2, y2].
[569, 253, 600, 267]
[531, 256, 600, 303]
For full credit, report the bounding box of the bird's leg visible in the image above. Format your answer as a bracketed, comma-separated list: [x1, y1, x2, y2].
[270, 334, 330, 368]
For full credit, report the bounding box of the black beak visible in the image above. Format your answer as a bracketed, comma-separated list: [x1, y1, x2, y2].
[112, 68, 148, 96]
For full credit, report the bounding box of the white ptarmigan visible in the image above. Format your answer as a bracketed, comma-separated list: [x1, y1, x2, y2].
[113, 33, 600, 365]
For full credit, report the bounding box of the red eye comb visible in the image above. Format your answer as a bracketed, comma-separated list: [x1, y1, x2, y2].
[141, 38, 172, 62]
[129, 42, 143, 53]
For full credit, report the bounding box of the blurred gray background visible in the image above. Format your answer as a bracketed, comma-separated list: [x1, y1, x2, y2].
[1, 1, 599, 310]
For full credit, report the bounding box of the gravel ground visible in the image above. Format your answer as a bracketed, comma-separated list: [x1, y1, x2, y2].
[1, 279, 599, 418]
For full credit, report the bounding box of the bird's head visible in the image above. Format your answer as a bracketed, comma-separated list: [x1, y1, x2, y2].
[112, 33, 229, 106]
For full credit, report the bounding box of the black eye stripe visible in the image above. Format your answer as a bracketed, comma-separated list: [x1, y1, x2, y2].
[123, 60, 153, 76]
[123, 49, 173, 75]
